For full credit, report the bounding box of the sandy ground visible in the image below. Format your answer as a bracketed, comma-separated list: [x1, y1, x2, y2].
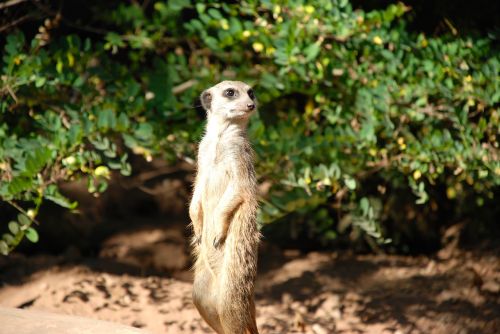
[0, 224, 499, 334]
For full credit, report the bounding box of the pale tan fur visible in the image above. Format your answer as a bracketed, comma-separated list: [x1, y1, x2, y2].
[189, 81, 260, 334]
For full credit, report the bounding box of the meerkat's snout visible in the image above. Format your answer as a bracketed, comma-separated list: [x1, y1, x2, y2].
[245, 87, 256, 112]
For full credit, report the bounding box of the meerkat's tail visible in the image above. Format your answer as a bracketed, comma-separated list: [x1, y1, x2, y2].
[245, 323, 259, 334]
[246, 298, 259, 334]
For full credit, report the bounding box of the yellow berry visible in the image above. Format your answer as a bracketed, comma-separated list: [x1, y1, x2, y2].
[304, 5, 315, 14]
[94, 166, 111, 179]
[63, 156, 76, 165]
[252, 42, 264, 53]
[446, 187, 457, 199]
[373, 36, 383, 45]
[27, 209, 36, 219]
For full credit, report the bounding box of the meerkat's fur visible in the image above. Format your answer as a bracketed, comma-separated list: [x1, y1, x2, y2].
[189, 81, 260, 334]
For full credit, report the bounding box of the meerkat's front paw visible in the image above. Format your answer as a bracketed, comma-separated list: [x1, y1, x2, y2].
[213, 235, 226, 248]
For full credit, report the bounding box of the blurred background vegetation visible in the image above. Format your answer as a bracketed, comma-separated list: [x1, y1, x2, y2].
[0, 0, 498, 256]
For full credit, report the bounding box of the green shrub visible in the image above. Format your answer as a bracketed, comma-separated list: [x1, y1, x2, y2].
[1, 0, 498, 254]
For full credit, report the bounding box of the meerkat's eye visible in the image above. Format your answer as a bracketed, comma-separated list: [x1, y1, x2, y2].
[248, 89, 255, 100]
[224, 88, 235, 97]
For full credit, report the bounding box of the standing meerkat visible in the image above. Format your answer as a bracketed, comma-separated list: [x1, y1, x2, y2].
[189, 81, 260, 334]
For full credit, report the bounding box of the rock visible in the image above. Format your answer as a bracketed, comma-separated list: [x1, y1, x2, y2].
[312, 324, 329, 334]
[0, 306, 151, 334]
[314, 294, 342, 319]
[481, 280, 500, 294]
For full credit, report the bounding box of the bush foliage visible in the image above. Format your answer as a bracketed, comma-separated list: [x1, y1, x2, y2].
[1, 0, 498, 254]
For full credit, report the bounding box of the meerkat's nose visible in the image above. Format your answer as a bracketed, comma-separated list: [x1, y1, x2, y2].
[247, 103, 255, 110]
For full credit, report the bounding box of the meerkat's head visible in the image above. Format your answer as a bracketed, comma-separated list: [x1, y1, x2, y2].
[200, 81, 257, 121]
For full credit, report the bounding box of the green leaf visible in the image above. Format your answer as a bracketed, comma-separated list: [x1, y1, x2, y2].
[134, 123, 153, 141]
[116, 113, 130, 131]
[7, 177, 33, 195]
[105, 32, 125, 47]
[44, 193, 78, 209]
[24, 147, 52, 176]
[120, 162, 132, 176]
[35, 77, 46, 87]
[2, 233, 15, 245]
[108, 161, 122, 170]
[90, 136, 110, 150]
[18, 214, 30, 225]
[104, 149, 117, 158]
[97, 109, 116, 130]
[360, 197, 370, 216]
[344, 177, 356, 190]
[169, 0, 191, 11]
[0, 240, 9, 255]
[8, 221, 20, 235]
[25, 228, 39, 243]
[208, 8, 223, 20]
[304, 43, 321, 62]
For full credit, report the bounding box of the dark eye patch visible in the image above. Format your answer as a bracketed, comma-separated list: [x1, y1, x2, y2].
[224, 88, 236, 98]
[248, 89, 255, 100]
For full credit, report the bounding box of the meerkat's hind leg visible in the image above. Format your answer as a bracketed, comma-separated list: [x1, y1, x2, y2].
[219, 299, 258, 334]
[193, 271, 224, 333]
[219, 313, 246, 334]
[219, 316, 258, 334]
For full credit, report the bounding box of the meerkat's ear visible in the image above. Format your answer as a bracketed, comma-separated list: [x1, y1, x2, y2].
[200, 89, 212, 111]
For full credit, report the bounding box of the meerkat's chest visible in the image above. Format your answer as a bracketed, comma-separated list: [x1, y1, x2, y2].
[200, 136, 241, 166]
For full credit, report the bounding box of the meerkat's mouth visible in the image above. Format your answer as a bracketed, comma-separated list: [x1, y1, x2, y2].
[231, 109, 253, 114]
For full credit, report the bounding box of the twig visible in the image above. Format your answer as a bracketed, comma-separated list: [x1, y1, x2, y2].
[122, 165, 188, 189]
[173, 79, 198, 95]
[5, 85, 18, 103]
[32, 1, 108, 35]
[180, 154, 196, 166]
[138, 185, 164, 195]
[444, 18, 458, 36]
[6, 200, 41, 226]
[0, 14, 33, 33]
[362, 154, 403, 177]
[0, 0, 30, 10]
[417, 105, 449, 120]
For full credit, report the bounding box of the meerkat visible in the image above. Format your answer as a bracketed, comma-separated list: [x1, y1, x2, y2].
[189, 81, 260, 334]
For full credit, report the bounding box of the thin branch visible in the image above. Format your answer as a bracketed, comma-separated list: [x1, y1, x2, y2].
[137, 185, 165, 195]
[417, 105, 449, 120]
[5, 85, 18, 103]
[361, 154, 404, 178]
[121, 165, 189, 189]
[6, 200, 41, 226]
[32, 1, 108, 35]
[173, 79, 198, 95]
[0, 0, 31, 10]
[0, 13, 33, 33]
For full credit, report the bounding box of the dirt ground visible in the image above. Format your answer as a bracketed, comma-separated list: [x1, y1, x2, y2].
[0, 222, 499, 334]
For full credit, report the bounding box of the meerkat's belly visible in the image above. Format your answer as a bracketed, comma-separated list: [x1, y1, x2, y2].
[200, 167, 228, 205]
[197, 162, 232, 241]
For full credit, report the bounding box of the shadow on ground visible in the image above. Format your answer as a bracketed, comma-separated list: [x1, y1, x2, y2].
[1, 223, 499, 334]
